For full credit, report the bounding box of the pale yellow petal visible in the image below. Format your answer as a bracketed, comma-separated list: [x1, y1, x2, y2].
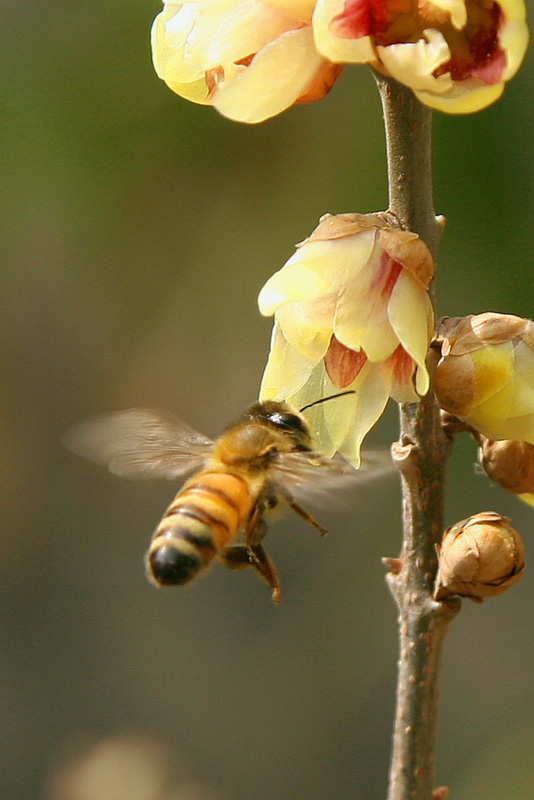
[288, 364, 337, 456]
[468, 379, 515, 437]
[376, 30, 453, 95]
[485, 413, 534, 446]
[259, 323, 318, 400]
[312, 0, 376, 63]
[258, 252, 334, 315]
[265, 0, 316, 23]
[430, 0, 467, 29]
[414, 81, 505, 114]
[212, 26, 325, 123]
[471, 342, 514, 405]
[388, 270, 433, 371]
[415, 363, 430, 397]
[500, 13, 530, 80]
[183, 0, 299, 72]
[508, 341, 534, 417]
[276, 301, 333, 360]
[324, 362, 389, 467]
[333, 241, 399, 361]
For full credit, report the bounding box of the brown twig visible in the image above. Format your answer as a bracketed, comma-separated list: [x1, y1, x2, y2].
[373, 71, 461, 800]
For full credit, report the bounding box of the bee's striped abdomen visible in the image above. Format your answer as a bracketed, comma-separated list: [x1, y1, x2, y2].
[146, 472, 254, 587]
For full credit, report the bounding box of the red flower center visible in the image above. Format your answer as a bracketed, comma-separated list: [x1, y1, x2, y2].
[330, 0, 506, 85]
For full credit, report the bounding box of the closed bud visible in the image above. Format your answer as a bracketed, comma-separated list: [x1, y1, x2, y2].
[434, 313, 534, 444]
[434, 512, 525, 603]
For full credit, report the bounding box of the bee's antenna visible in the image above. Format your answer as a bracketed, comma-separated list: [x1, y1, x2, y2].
[299, 390, 355, 413]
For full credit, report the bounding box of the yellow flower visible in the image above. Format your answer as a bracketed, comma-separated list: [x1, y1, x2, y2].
[258, 212, 434, 465]
[151, 0, 342, 123]
[313, 0, 529, 113]
[435, 313, 534, 444]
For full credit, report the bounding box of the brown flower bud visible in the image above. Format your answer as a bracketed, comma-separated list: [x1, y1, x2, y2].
[478, 437, 534, 495]
[434, 512, 525, 603]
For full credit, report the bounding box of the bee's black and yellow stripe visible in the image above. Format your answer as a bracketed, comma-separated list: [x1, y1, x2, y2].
[146, 471, 255, 586]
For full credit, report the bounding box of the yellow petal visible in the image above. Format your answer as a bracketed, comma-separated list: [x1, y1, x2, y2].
[312, 0, 376, 63]
[518, 493, 534, 508]
[259, 323, 318, 399]
[508, 340, 534, 417]
[258, 251, 334, 315]
[414, 81, 505, 114]
[467, 379, 515, 438]
[327, 363, 389, 467]
[430, 0, 467, 29]
[265, 0, 316, 23]
[499, 0, 529, 80]
[333, 241, 400, 361]
[376, 30, 453, 95]
[276, 301, 333, 360]
[183, 0, 298, 72]
[471, 342, 514, 405]
[212, 26, 325, 122]
[388, 270, 433, 373]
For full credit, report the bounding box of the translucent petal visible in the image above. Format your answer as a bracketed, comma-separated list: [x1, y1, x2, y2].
[376, 30, 453, 94]
[323, 362, 389, 467]
[276, 300, 333, 360]
[287, 364, 337, 456]
[259, 323, 318, 399]
[388, 270, 433, 372]
[312, 0, 376, 63]
[212, 27, 325, 123]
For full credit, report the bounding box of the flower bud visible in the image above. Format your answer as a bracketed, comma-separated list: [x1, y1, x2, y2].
[434, 313, 534, 445]
[434, 512, 525, 603]
[478, 436, 534, 509]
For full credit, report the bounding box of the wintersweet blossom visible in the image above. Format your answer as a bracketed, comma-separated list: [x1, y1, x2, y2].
[434, 313, 534, 444]
[258, 212, 434, 466]
[151, 0, 342, 123]
[313, 0, 529, 113]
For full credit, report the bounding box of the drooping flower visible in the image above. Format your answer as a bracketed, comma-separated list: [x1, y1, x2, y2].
[434, 313, 534, 445]
[258, 212, 434, 466]
[313, 0, 529, 113]
[151, 0, 342, 123]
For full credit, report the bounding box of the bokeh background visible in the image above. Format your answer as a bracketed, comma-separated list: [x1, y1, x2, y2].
[2, 3, 534, 799]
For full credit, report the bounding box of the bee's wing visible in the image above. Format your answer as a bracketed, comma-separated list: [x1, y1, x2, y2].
[64, 408, 214, 479]
[269, 449, 394, 505]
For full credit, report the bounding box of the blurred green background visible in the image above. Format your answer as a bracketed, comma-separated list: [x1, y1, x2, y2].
[1, 2, 534, 799]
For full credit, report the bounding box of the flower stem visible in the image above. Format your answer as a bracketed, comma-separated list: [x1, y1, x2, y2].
[373, 72, 460, 800]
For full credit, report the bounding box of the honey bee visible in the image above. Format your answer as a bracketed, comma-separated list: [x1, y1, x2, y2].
[66, 394, 391, 602]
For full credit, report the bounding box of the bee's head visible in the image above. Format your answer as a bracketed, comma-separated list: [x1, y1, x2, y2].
[240, 401, 312, 450]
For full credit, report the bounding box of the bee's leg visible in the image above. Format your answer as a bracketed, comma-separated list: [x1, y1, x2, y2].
[240, 512, 282, 603]
[248, 541, 282, 604]
[220, 516, 282, 603]
[285, 497, 329, 536]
